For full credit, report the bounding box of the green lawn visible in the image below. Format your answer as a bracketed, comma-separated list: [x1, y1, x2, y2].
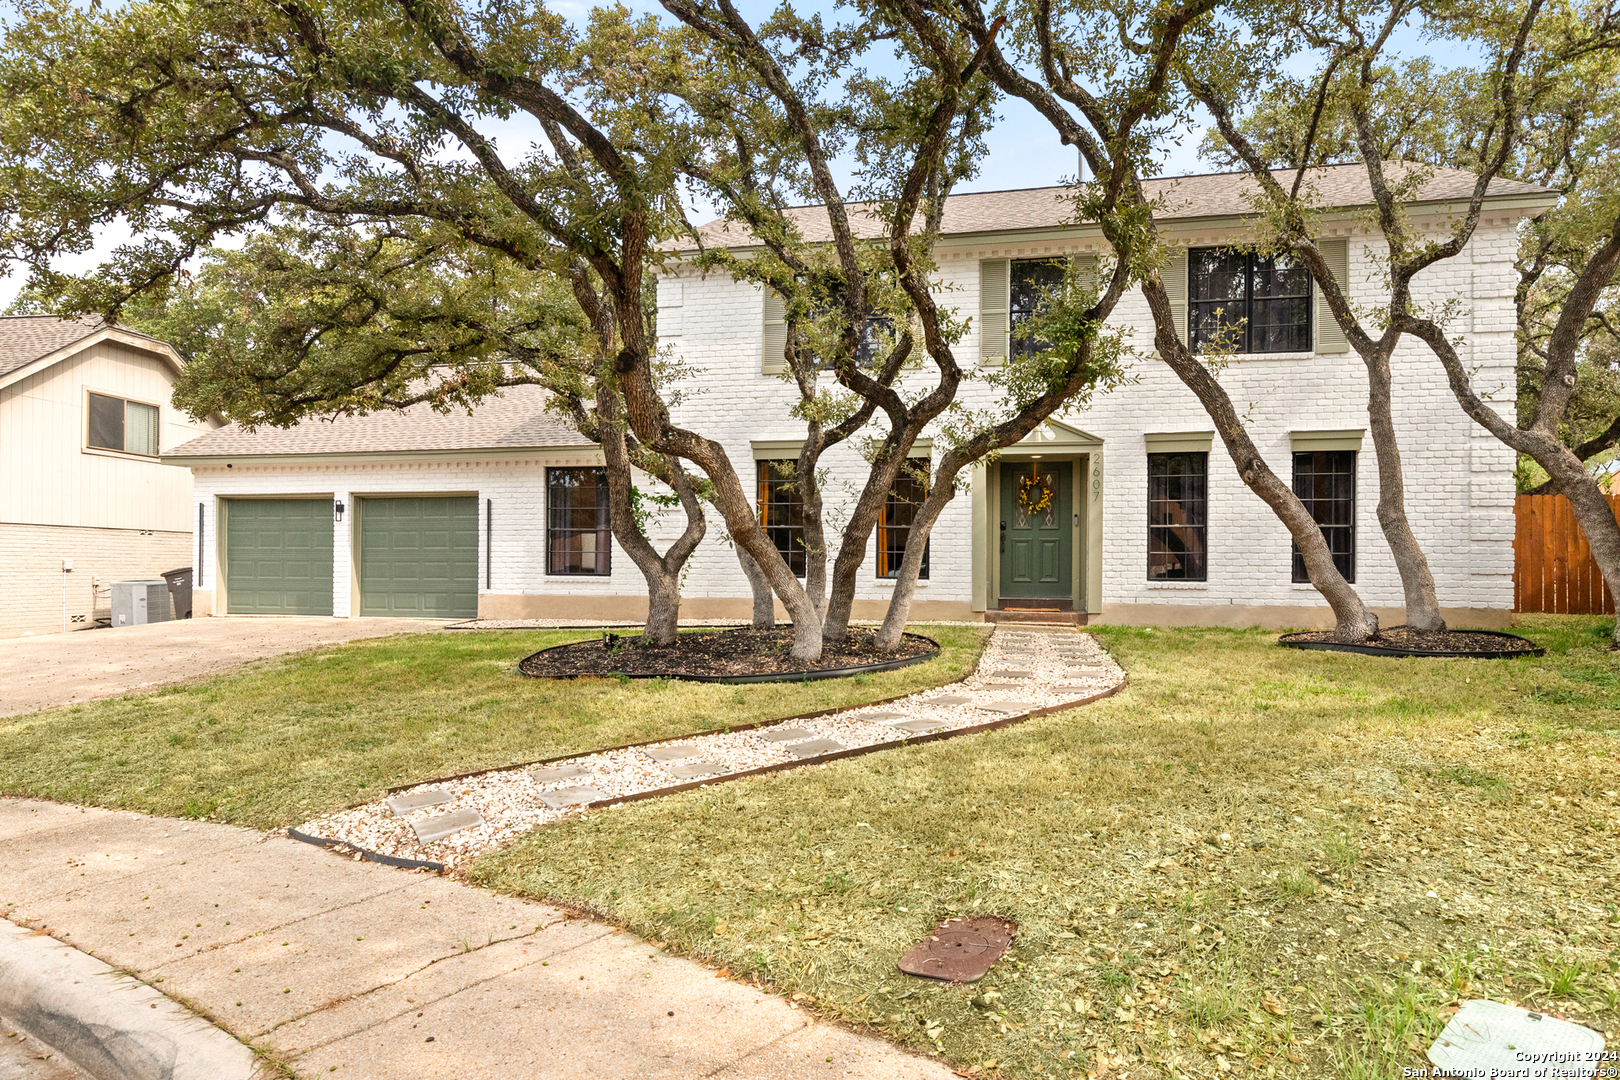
[471, 616, 1620, 1080]
[0, 625, 988, 829]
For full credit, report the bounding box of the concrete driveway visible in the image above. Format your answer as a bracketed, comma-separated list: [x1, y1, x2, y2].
[0, 617, 445, 718]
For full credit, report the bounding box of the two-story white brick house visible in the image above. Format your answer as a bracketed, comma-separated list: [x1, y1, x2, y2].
[166, 164, 1552, 628]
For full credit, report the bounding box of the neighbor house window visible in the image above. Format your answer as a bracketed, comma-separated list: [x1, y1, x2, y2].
[547, 467, 612, 575]
[1189, 248, 1311, 354]
[877, 459, 931, 580]
[1147, 452, 1207, 581]
[757, 459, 807, 576]
[1010, 258, 1065, 360]
[1291, 451, 1355, 582]
[87, 392, 160, 456]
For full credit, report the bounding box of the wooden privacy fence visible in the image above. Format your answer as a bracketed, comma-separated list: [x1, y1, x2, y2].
[1514, 493, 1620, 614]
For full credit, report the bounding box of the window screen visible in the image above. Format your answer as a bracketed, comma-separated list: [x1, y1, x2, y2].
[757, 459, 807, 577]
[547, 467, 612, 575]
[877, 460, 931, 579]
[1147, 452, 1207, 581]
[1291, 451, 1355, 582]
[1009, 258, 1065, 361]
[1189, 248, 1311, 355]
[87, 392, 126, 452]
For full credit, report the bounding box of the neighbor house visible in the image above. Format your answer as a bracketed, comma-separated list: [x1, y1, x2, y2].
[0, 316, 217, 636]
[164, 164, 1554, 628]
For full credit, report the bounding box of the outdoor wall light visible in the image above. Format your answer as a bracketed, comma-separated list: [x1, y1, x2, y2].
[334, 499, 346, 522]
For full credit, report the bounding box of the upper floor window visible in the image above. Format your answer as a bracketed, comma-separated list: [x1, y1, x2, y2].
[1291, 450, 1355, 583]
[87, 392, 159, 456]
[757, 459, 807, 577]
[547, 467, 612, 576]
[1010, 258, 1065, 361]
[876, 459, 931, 580]
[1189, 248, 1311, 354]
[1147, 452, 1207, 581]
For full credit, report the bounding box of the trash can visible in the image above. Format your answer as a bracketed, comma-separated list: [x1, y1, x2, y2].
[162, 567, 193, 620]
[110, 580, 173, 626]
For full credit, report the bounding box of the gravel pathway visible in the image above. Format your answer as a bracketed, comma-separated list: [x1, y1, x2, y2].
[295, 628, 1124, 868]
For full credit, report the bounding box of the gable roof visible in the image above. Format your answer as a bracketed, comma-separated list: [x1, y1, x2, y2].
[163, 383, 594, 461]
[0, 315, 184, 385]
[682, 162, 1553, 250]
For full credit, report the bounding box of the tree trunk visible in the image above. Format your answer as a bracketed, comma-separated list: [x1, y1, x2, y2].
[795, 438, 830, 625]
[1365, 347, 1446, 630]
[644, 564, 683, 644]
[875, 456, 960, 651]
[735, 545, 776, 628]
[822, 446, 915, 641]
[1142, 276, 1380, 643]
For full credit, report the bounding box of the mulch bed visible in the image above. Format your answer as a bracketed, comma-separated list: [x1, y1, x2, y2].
[518, 626, 939, 681]
[1279, 625, 1544, 657]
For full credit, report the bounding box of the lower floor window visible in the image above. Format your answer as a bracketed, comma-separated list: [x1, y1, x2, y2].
[877, 459, 931, 579]
[757, 459, 806, 576]
[547, 467, 612, 575]
[1291, 450, 1355, 582]
[1147, 452, 1207, 580]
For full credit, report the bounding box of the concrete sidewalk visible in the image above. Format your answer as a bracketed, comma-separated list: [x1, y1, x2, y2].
[0, 617, 442, 719]
[1, 799, 952, 1080]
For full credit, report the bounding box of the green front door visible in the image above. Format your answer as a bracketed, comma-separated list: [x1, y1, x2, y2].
[225, 499, 335, 615]
[359, 497, 479, 618]
[998, 460, 1073, 605]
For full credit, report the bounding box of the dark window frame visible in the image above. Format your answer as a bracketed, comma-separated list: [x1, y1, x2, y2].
[545, 466, 613, 576]
[876, 458, 931, 580]
[1291, 450, 1356, 583]
[86, 390, 161, 457]
[1188, 247, 1312, 355]
[756, 459, 807, 577]
[1147, 451, 1208, 581]
[1009, 258, 1066, 361]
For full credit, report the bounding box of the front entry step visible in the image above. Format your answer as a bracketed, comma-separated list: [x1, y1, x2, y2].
[985, 610, 1087, 625]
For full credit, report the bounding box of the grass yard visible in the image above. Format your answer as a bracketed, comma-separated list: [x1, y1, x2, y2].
[471, 616, 1620, 1080]
[0, 625, 988, 829]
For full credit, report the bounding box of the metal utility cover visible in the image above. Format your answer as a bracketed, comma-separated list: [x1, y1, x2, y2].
[644, 745, 700, 762]
[385, 789, 453, 816]
[669, 761, 727, 778]
[1429, 1000, 1605, 1076]
[890, 718, 950, 733]
[980, 700, 1038, 715]
[538, 786, 606, 808]
[898, 917, 1016, 983]
[530, 764, 589, 783]
[786, 738, 844, 758]
[411, 808, 483, 844]
[930, 695, 973, 706]
[758, 726, 816, 743]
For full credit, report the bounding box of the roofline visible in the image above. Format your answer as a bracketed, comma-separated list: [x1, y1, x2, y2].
[0, 326, 186, 393]
[161, 442, 600, 467]
[667, 188, 1559, 257]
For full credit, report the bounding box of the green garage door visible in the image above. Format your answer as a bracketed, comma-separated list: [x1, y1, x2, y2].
[359, 497, 479, 618]
[225, 499, 335, 615]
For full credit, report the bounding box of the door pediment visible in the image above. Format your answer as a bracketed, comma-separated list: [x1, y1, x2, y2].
[1007, 419, 1103, 453]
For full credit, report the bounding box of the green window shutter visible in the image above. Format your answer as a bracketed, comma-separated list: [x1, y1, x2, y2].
[761, 289, 788, 374]
[979, 258, 1009, 367]
[1075, 253, 1099, 294]
[1315, 236, 1350, 354]
[1162, 247, 1188, 350]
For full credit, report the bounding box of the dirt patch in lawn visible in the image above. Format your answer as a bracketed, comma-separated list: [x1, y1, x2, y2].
[1281, 626, 1543, 656]
[518, 626, 938, 681]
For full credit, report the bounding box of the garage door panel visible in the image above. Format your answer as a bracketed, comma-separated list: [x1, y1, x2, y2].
[225, 500, 335, 615]
[359, 497, 478, 619]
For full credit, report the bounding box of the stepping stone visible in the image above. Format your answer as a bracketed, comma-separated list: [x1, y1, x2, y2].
[385, 788, 453, 816]
[979, 700, 1039, 715]
[785, 738, 844, 758]
[989, 670, 1032, 679]
[410, 808, 483, 844]
[669, 760, 728, 779]
[644, 745, 700, 762]
[1067, 667, 1111, 678]
[758, 726, 816, 743]
[890, 718, 950, 734]
[929, 695, 973, 706]
[861, 711, 909, 722]
[978, 682, 1023, 691]
[538, 786, 606, 809]
[529, 764, 588, 783]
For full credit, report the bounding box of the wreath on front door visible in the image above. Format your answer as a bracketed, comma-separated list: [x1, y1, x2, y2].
[1016, 471, 1053, 516]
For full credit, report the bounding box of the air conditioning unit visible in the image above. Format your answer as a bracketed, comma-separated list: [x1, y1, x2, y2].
[110, 580, 173, 626]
